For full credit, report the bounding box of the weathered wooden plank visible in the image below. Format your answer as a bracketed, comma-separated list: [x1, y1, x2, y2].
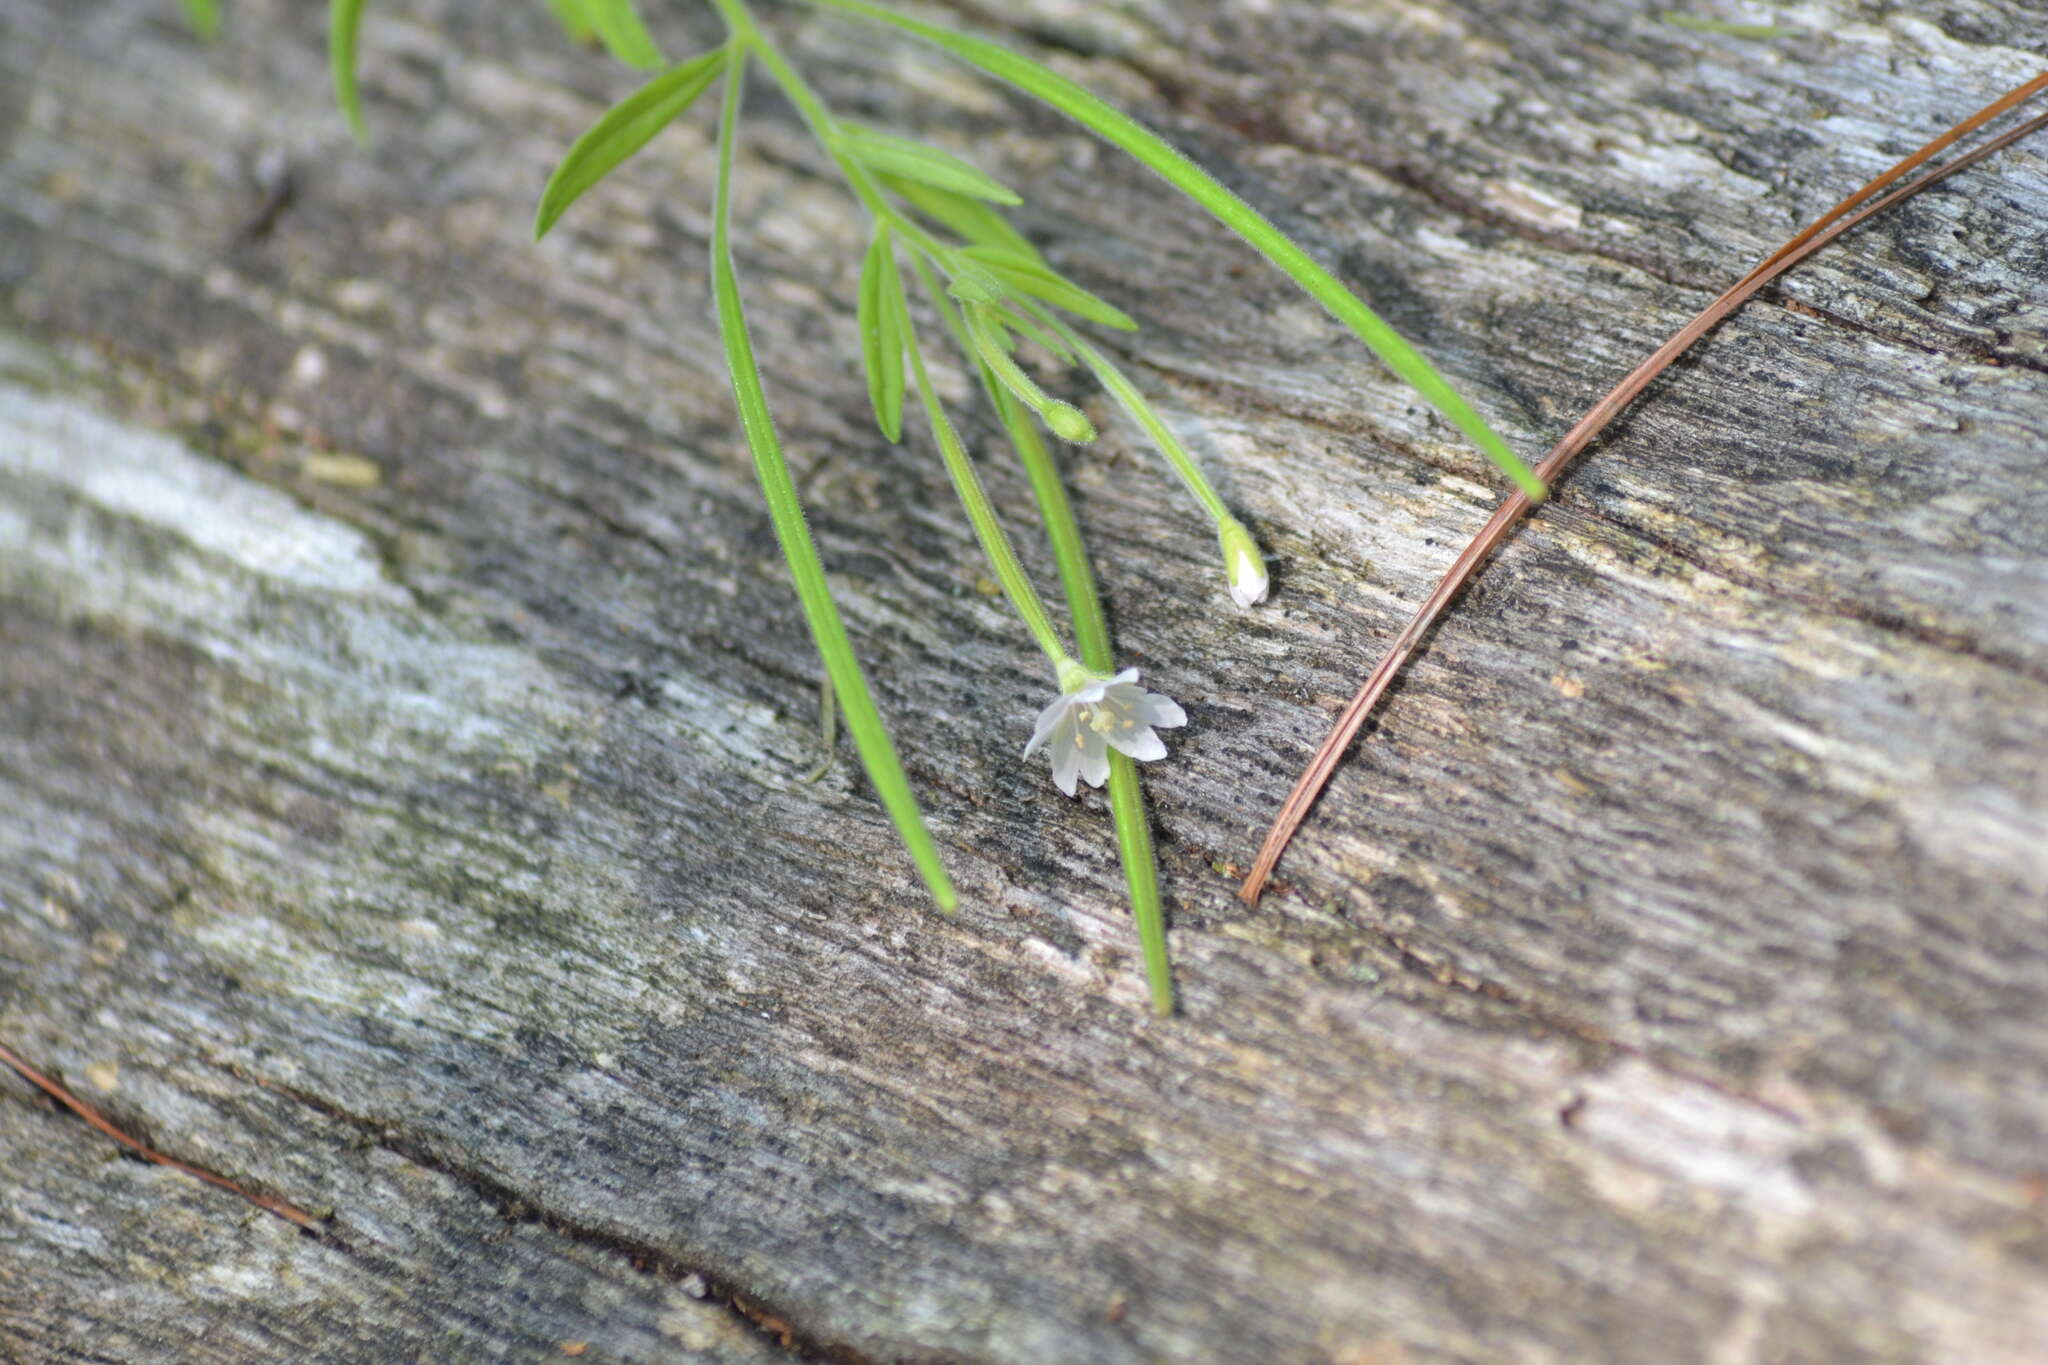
[3, 1, 2045, 1360]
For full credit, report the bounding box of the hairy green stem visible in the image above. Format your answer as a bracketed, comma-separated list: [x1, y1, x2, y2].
[900, 265, 1073, 669]
[1031, 304, 1235, 526]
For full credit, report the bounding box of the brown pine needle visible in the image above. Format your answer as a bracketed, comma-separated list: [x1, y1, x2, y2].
[1241, 71, 2048, 906]
[0, 1037, 320, 1231]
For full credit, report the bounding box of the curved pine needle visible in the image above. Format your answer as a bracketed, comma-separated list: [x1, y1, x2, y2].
[0, 1038, 319, 1231]
[1241, 73, 2048, 905]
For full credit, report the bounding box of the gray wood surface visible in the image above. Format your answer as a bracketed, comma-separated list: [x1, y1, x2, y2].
[4, 1, 2046, 1360]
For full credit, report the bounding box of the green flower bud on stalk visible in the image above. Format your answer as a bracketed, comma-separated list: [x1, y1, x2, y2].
[1042, 401, 1097, 444]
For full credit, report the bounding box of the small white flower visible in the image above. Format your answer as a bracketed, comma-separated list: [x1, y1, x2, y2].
[1023, 669, 1187, 797]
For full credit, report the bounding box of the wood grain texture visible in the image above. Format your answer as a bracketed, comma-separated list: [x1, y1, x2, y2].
[2, 1, 2044, 1360]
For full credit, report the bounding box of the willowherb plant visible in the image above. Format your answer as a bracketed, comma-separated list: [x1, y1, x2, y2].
[223, 0, 1549, 1014]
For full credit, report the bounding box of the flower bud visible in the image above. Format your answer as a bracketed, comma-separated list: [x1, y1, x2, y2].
[1219, 519, 1268, 607]
[1044, 401, 1097, 444]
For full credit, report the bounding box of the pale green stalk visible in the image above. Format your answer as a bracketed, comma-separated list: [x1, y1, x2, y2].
[919, 260, 1176, 1013]
[711, 0, 946, 264]
[993, 384, 1174, 1016]
[709, 46, 955, 910]
[899, 291, 1073, 670]
[794, 0, 1547, 501]
[966, 310, 1094, 443]
[1028, 304, 1233, 526]
[328, 0, 368, 144]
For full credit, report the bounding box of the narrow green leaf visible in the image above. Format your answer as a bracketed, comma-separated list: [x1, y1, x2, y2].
[882, 176, 1041, 261]
[328, 0, 368, 145]
[583, 0, 666, 69]
[180, 0, 221, 41]
[839, 126, 1021, 205]
[711, 51, 955, 911]
[541, 0, 596, 42]
[535, 48, 726, 239]
[960, 245, 1137, 331]
[857, 224, 909, 441]
[799, 0, 1546, 498]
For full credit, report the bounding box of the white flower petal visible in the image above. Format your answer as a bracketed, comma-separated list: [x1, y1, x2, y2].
[1024, 694, 1070, 757]
[1077, 740, 1112, 790]
[1026, 667, 1185, 792]
[1143, 696, 1187, 729]
[1110, 727, 1167, 762]
[1049, 720, 1083, 796]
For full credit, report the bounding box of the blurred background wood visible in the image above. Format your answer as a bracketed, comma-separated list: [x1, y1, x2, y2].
[2, 1, 2044, 1359]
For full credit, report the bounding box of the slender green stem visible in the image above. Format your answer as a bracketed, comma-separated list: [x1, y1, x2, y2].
[991, 385, 1174, 1015]
[710, 46, 956, 910]
[800, 676, 837, 784]
[900, 270, 1072, 669]
[712, 0, 947, 262]
[328, 0, 369, 145]
[967, 309, 1093, 443]
[1106, 754, 1170, 1013]
[793, 0, 1546, 500]
[917, 250, 1176, 1012]
[1028, 304, 1234, 526]
[969, 312, 1060, 414]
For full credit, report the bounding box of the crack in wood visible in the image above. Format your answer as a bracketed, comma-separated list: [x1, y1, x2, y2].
[230, 1069, 867, 1364]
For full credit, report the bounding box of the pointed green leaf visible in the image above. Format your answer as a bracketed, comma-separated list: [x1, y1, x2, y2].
[710, 53, 956, 911]
[857, 225, 909, 441]
[535, 48, 726, 239]
[329, 0, 369, 145]
[960, 245, 1137, 331]
[881, 174, 1041, 261]
[583, 0, 665, 69]
[181, 0, 221, 41]
[839, 126, 1021, 205]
